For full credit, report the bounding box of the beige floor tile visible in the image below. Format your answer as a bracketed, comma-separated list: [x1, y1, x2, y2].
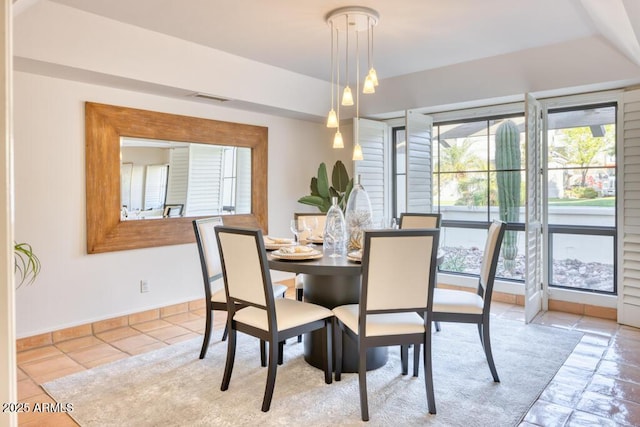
[532, 310, 582, 329]
[523, 400, 573, 426]
[81, 353, 129, 369]
[21, 355, 85, 384]
[144, 324, 192, 342]
[131, 319, 172, 333]
[17, 378, 43, 400]
[20, 412, 79, 427]
[539, 380, 585, 408]
[597, 360, 640, 385]
[165, 332, 201, 345]
[17, 393, 56, 425]
[95, 326, 141, 343]
[586, 374, 640, 405]
[55, 336, 104, 353]
[576, 390, 640, 426]
[17, 346, 64, 365]
[163, 311, 204, 324]
[17, 367, 28, 381]
[66, 343, 127, 365]
[110, 333, 162, 354]
[565, 410, 618, 427]
[575, 317, 619, 337]
[127, 341, 168, 355]
[616, 325, 640, 342]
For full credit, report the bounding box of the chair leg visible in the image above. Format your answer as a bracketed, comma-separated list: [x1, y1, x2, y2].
[434, 321, 441, 332]
[260, 340, 266, 367]
[261, 339, 279, 412]
[296, 287, 303, 343]
[481, 321, 500, 382]
[358, 346, 369, 422]
[221, 323, 229, 342]
[334, 318, 343, 382]
[199, 308, 212, 359]
[323, 320, 333, 384]
[220, 328, 237, 391]
[423, 334, 436, 414]
[400, 345, 409, 375]
[278, 341, 284, 365]
[413, 342, 420, 377]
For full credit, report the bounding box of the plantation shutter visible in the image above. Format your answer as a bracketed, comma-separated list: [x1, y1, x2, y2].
[185, 144, 223, 216]
[619, 89, 640, 327]
[524, 93, 544, 323]
[353, 118, 389, 223]
[405, 110, 433, 213]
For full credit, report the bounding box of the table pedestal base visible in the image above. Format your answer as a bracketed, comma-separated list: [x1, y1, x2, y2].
[301, 273, 388, 372]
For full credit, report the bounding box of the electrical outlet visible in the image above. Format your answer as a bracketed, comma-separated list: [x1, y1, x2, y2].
[140, 280, 150, 293]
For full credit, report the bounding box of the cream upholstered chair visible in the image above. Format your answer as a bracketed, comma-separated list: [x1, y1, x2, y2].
[193, 217, 288, 359]
[216, 226, 333, 412]
[398, 212, 442, 370]
[399, 212, 441, 230]
[293, 213, 326, 342]
[432, 220, 506, 382]
[333, 229, 440, 421]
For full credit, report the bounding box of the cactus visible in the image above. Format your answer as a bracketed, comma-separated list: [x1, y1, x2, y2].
[495, 120, 521, 271]
[298, 161, 353, 213]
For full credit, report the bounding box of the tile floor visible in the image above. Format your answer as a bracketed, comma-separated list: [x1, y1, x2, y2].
[14, 294, 640, 426]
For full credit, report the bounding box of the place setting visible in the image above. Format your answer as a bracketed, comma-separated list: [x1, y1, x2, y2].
[270, 244, 323, 261]
[263, 235, 295, 251]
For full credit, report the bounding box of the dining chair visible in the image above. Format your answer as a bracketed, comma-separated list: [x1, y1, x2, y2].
[193, 217, 288, 360]
[399, 212, 441, 230]
[215, 225, 334, 412]
[293, 213, 327, 342]
[398, 212, 442, 372]
[432, 220, 507, 382]
[333, 229, 440, 421]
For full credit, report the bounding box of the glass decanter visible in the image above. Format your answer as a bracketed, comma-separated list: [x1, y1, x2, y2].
[323, 197, 347, 257]
[345, 175, 373, 251]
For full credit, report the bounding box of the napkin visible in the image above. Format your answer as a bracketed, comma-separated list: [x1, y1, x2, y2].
[264, 236, 293, 244]
[278, 245, 315, 254]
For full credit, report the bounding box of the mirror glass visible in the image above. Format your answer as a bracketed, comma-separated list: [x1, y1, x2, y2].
[120, 137, 252, 220]
[85, 102, 268, 254]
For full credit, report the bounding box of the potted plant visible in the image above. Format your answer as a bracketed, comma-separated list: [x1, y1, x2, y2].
[14, 242, 41, 288]
[297, 160, 353, 213]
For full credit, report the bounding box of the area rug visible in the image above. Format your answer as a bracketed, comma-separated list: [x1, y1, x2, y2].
[43, 318, 582, 426]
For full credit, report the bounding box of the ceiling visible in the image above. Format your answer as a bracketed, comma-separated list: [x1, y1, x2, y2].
[42, 0, 640, 84]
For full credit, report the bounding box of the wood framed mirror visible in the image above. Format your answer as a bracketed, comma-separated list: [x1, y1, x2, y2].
[85, 102, 268, 253]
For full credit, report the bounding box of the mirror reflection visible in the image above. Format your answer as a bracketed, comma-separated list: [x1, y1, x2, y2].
[120, 137, 252, 220]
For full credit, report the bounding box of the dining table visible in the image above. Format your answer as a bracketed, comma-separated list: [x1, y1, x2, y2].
[268, 248, 388, 373]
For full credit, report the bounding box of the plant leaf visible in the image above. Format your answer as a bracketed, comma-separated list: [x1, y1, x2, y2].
[297, 196, 327, 213]
[310, 177, 320, 197]
[316, 163, 330, 198]
[332, 160, 350, 192]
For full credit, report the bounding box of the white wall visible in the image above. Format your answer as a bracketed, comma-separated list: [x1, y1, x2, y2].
[13, 71, 347, 337]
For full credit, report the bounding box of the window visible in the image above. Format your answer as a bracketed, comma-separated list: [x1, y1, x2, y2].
[391, 101, 618, 295]
[546, 104, 617, 294]
[429, 115, 526, 282]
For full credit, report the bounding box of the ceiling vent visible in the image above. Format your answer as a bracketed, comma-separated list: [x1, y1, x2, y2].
[190, 92, 231, 103]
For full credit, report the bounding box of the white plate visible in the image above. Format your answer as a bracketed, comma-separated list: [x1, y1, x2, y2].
[271, 248, 323, 260]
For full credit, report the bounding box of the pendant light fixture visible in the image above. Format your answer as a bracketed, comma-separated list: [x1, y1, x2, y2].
[326, 6, 380, 160]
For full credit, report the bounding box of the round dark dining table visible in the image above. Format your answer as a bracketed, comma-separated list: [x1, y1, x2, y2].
[268, 250, 388, 373]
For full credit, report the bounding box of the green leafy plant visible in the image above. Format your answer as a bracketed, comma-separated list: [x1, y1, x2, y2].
[298, 160, 353, 213]
[14, 242, 41, 288]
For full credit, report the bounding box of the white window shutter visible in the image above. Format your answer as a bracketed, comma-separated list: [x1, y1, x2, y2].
[620, 89, 640, 327]
[353, 118, 389, 223]
[406, 110, 433, 213]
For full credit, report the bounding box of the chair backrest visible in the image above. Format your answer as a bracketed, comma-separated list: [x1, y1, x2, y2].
[399, 213, 441, 229]
[215, 226, 272, 309]
[294, 213, 327, 241]
[360, 229, 440, 324]
[193, 217, 225, 302]
[478, 220, 507, 302]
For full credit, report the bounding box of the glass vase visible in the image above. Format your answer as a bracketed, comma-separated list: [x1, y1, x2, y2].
[345, 175, 373, 251]
[323, 197, 347, 257]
